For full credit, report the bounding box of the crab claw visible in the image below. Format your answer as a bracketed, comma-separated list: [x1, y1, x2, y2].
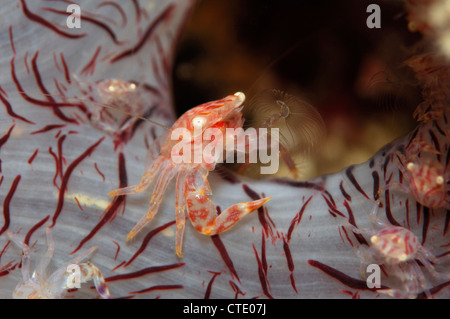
[186, 194, 271, 236]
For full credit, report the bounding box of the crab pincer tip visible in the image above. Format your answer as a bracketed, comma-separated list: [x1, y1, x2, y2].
[250, 196, 272, 211]
[126, 232, 135, 242]
[233, 92, 246, 104]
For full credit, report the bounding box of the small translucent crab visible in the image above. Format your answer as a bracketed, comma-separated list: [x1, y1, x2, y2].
[74, 78, 162, 147]
[7, 227, 110, 299]
[347, 204, 443, 298]
[399, 157, 448, 209]
[383, 140, 449, 210]
[109, 92, 271, 257]
[89, 78, 141, 134]
[91, 79, 160, 131]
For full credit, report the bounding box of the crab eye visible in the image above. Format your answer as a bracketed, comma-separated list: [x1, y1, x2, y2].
[192, 116, 207, 129]
[406, 162, 415, 171]
[370, 235, 380, 245]
[398, 253, 408, 262]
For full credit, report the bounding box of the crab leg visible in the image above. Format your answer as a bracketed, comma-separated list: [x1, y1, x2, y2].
[108, 156, 165, 196]
[126, 161, 178, 241]
[175, 167, 187, 258]
[184, 167, 271, 236]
